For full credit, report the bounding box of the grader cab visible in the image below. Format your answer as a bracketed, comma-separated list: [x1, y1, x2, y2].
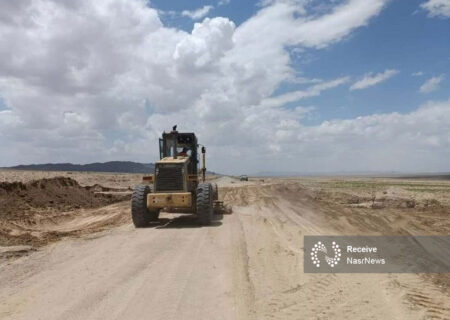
[131, 127, 220, 227]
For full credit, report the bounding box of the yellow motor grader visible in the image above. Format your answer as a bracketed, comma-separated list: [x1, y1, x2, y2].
[131, 127, 221, 227]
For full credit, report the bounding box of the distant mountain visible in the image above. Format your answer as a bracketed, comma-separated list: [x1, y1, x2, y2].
[7, 161, 155, 174]
[6, 161, 219, 175]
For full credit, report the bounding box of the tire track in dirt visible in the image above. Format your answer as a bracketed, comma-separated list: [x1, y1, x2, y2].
[229, 211, 257, 320]
[221, 181, 449, 320]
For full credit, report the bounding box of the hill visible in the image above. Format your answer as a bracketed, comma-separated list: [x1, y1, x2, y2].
[7, 161, 155, 174]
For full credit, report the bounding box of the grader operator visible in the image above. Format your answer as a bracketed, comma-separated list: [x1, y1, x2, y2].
[131, 127, 219, 227]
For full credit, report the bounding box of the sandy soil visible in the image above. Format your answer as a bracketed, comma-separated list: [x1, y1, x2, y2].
[0, 176, 130, 248]
[0, 169, 144, 188]
[0, 171, 449, 320]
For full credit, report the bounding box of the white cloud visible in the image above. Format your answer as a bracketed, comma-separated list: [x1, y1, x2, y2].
[0, 110, 20, 126]
[218, 0, 231, 6]
[288, 99, 450, 173]
[260, 77, 350, 108]
[420, 75, 445, 93]
[350, 69, 399, 91]
[182, 5, 214, 20]
[5, 0, 447, 174]
[421, 0, 450, 18]
[235, 0, 388, 50]
[288, 77, 323, 85]
[412, 71, 424, 76]
[173, 18, 235, 69]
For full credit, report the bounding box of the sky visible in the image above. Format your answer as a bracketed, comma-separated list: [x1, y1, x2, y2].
[0, 0, 449, 174]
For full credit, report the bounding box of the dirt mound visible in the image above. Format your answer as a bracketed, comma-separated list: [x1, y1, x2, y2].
[0, 177, 130, 247]
[0, 177, 125, 220]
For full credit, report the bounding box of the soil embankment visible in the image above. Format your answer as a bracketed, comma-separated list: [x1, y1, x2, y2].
[0, 177, 129, 248]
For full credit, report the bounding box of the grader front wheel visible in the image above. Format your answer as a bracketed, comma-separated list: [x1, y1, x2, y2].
[131, 185, 160, 228]
[196, 183, 213, 225]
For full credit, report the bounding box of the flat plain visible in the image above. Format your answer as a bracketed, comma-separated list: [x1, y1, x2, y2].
[0, 170, 449, 320]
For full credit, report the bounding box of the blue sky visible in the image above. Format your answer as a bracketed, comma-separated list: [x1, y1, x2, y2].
[153, 0, 255, 29]
[152, 0, 449, 125]
[0, 96, 6, 111]
[0, 0, 449, 173]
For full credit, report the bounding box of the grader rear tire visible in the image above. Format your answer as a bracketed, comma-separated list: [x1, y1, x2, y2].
[196, 183, 213, 225]
[131, 185, 160, 228]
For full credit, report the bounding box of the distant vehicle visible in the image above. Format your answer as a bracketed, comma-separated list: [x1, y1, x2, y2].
[239, 175, 249, 181]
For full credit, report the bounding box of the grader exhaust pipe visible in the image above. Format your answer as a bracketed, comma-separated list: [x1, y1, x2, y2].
[172, 128, 178, 159]
[202, 146, 206, 182]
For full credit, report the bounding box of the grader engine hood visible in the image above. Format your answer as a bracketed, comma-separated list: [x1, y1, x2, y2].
[157, 156, 190, 165]
[154, 157, 189, 192]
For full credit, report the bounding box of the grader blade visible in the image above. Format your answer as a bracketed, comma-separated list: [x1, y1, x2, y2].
[213, 200, 232, 214]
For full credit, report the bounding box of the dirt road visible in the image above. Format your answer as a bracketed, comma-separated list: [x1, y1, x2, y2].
[0, 177, 449, 319]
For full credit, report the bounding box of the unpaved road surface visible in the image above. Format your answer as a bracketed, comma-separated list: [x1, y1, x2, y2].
[0, 176, 449, 319]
